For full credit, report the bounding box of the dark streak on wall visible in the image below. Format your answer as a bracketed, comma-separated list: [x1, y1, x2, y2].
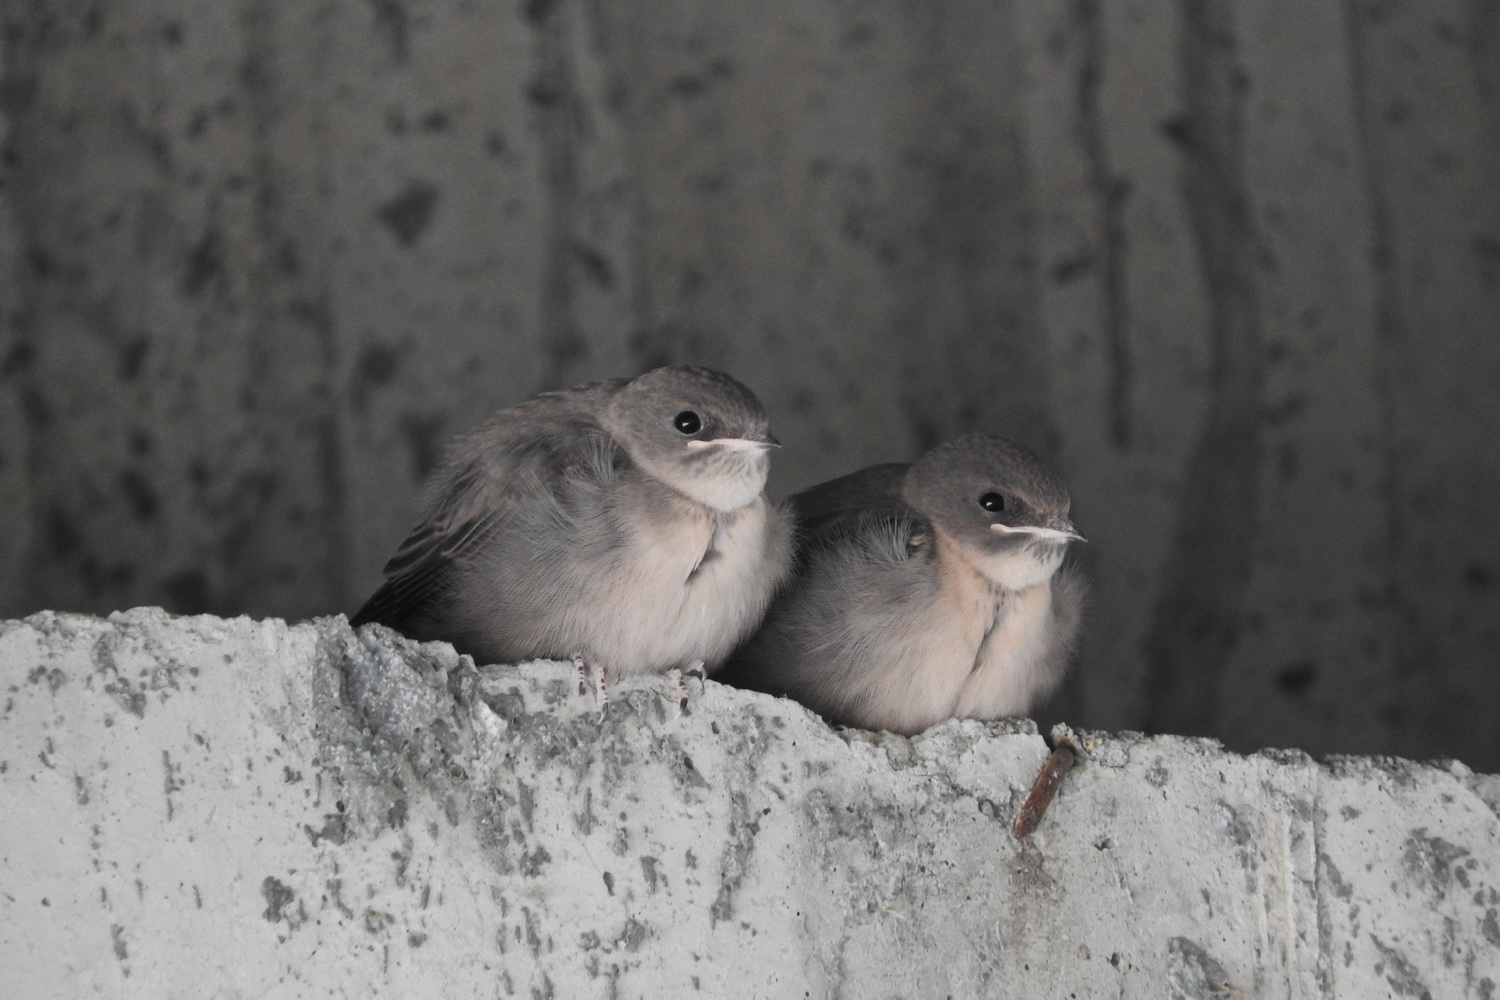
[1341, 0, 1411, 749]
[529, 0, 591, 388]
[1071, 0, 1134, 450]
[1144, 0, 1264, 737]
[893, 0, 1054, 457]
[237, 0, 349, 614]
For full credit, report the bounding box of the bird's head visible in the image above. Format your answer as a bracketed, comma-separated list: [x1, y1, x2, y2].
[606, 366, 778, 512]
[901, 434, 1083, 591]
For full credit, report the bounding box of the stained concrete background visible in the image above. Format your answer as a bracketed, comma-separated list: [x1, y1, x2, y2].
[4, 608, 1500, 998]
[1, 1, 1499, 768]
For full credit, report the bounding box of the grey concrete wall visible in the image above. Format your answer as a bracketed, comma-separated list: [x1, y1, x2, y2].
[2, 1, 1499, 768]
[3, 608, 1500, 998]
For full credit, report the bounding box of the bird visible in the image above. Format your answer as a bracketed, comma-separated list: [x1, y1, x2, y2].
[719, 434, 1086, 735]
[352, 366, 795, 692]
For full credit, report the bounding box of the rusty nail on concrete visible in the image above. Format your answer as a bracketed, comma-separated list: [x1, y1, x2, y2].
[1012, 729, 1081, 839]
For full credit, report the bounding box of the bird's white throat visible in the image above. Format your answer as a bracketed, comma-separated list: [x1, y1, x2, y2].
[978, 539, 1068, 591]
[658, 440, 771, 511]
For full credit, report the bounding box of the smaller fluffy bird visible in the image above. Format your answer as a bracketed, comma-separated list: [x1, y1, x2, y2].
[720, 434, 1085, 735]
[352, 366, 794, 685]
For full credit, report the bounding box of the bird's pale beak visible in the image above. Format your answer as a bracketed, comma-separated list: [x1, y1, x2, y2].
[688, 432, 779, 452]
[1049, 517, 1086, 543]
[990, 519, 1086, 544]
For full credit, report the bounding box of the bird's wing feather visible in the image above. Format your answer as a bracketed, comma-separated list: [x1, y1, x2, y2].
[719, 462, 929, 696]
[792, 464, 918, 563]
[351, 382, 627, 631]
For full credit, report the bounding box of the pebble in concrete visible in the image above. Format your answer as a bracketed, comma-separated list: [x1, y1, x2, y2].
[2, 608, 1498, 998]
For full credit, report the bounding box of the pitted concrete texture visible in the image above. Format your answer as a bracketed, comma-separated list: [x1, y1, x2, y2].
[2, 609, 1498, 998]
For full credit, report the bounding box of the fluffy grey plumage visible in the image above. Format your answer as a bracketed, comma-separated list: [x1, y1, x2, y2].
[721, 434, 1086, 735]
[353, 366, 795, 680]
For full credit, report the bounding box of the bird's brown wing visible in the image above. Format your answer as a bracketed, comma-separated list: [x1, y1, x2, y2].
[350, 381, 627, 634]
[789, 463, 918, 561]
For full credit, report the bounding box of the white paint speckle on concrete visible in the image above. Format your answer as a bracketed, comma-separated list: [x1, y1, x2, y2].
[2, 608, 1497, 998]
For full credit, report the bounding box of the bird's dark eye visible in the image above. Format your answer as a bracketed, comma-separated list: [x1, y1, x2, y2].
[978, 492, 1006, 514]
[673, 410, 702, 435]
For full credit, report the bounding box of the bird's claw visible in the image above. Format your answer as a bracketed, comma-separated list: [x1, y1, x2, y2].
[667, 667, 688, 715]
[668, 661, 706, 716]
[575, 656, 609, 720]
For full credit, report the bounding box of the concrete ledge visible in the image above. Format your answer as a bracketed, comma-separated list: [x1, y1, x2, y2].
[2, 608, 1498, 998]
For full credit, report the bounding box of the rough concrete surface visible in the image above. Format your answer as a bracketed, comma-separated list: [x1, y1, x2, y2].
[2, 608, 1498, 998]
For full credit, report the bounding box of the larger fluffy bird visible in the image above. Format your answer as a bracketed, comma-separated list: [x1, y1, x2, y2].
[353, 366, 794, 681]
[721, 434, 1085, 734]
